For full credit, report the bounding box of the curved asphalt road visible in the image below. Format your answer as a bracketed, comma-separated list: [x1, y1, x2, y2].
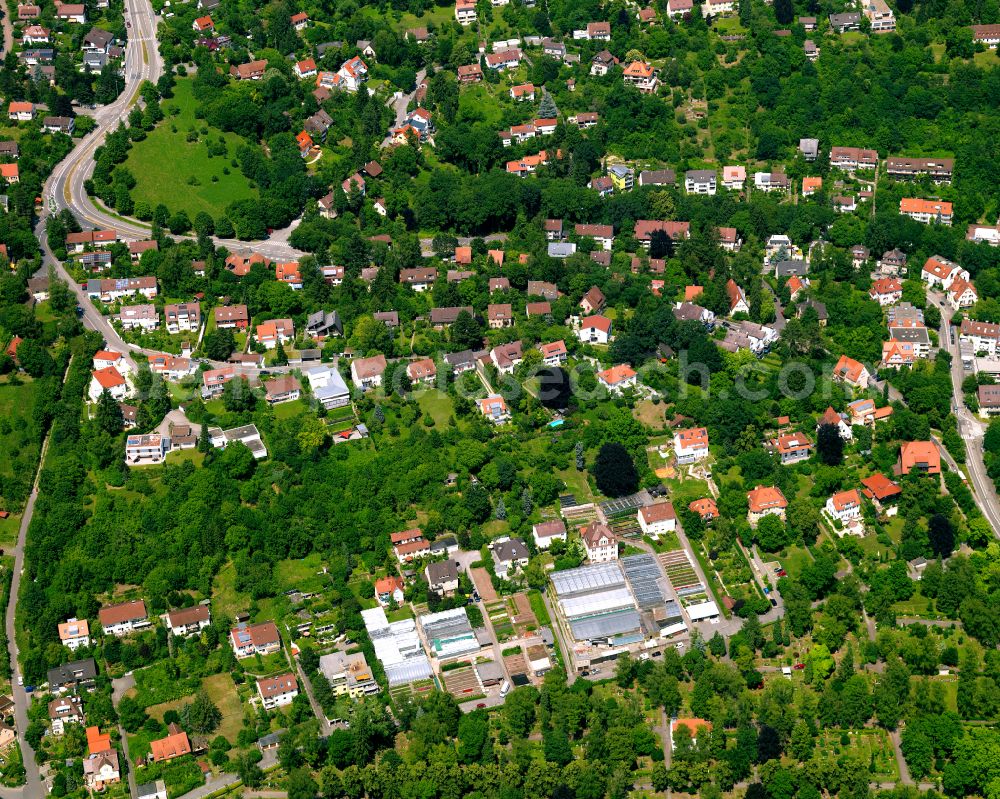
[45, 0, 302, 263]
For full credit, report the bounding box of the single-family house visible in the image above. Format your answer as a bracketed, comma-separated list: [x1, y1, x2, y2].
[579, 315, 612, 344]
[825, 489, 863, 524]
[351, 354, 387, 390]
[768, 433, 813, 465]
[255, 318, 294, 349]
[674, 426, 709, 464]
[58, 618, 90, 651]
[832, 354, 870, 389]
[638, 502, 677, 537]
[165, 605, 211, 637]
[480, 394, 511, 423]
[580, 286, 606, 314]
[374, 576, 405, 606]
[540, 340, 568, 366]
[257, 674, 298, 710]
[89, 366, 128, 402]
[722, 165, 746, 189]
[491, 538, 530, 579]
[598, 364, 637, 393]
[425, 560, 460, 596]
[747, 485, 788, 527]
[150, 724, 192, 763]
[532, 520, 567, 549]
[898, 441, 941, 475]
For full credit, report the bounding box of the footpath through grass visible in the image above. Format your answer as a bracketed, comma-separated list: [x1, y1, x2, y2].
[123, 79, 257, 219]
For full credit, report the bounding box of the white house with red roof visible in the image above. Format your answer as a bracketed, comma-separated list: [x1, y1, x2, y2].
[622, 61, 657, 91]
[230, 621, 281, 659]
[480, 395, 511, 423]
[666, 0, 693, 17]
[332, 56, 368, 91]
[93, 350, 127, 372]
[257, 673, 298, 710]
[825, 488, 863, 527]
[581, 522, 618, 563]
[638, 501, 677, 537]
[89, 366, 128, 402]
[722, 165, 745, 190]
[768, 433, 813, 465]
[718, 226, 742, 251]
[689, 497, 718, 521]
[255, 318, 294, 349]
[374, 576, 405, 606]
[881, 339, 917, 369]
[900, 198, 952, 225]
[747, 485, 787, 526]
[726, 279, 749, 315]
[921, 255, 968, 290]
[532, 519, 567, 549]
[818, 406, 852, 440]
[946, 278, 978, 310]
[540, 340, 568, 365]
[579, 315, 612, 344]
[674, 426, 709, 464]
[869, 277, 903, 306]
[455, 0, 477, 24]
[294, 58, 317, 79]
[832, 354, 870, 389]
[598, 364, 637, 394]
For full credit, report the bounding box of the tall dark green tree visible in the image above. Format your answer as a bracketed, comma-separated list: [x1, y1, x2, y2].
[94, 389, 123, 435]
[593, 443, 639, 497]
[816, 424, 844, 465]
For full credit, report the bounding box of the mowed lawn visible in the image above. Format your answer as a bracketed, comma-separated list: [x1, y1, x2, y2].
[123, 79, 257, 219]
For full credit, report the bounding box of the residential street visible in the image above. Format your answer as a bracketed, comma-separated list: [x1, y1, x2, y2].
[42, 0, 304, 263]
[172, 747, 278, 799]
[929, 291, 1000, 536]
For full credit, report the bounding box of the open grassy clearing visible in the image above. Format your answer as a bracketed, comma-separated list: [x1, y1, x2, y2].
[416, 390, 455, 427]
[123, 79, 257, 219]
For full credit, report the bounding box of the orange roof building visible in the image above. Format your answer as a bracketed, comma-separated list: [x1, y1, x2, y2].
[150, 726, 192, 762]
[860, 472, 902, 502]
[87, 726, 112, 755]
[747, 485, 788, 526]
[802, 176, 823, 195]
[900, 197, 953, 224]
[598, 364, 637, 392]
[898, 441, 941, 475]
[689, 497, 718, 521]
[832, 354, 870, 388]
[671, 718, 713, 750]
[92, 366, 126, 390]
[374, 576, 404, 597]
